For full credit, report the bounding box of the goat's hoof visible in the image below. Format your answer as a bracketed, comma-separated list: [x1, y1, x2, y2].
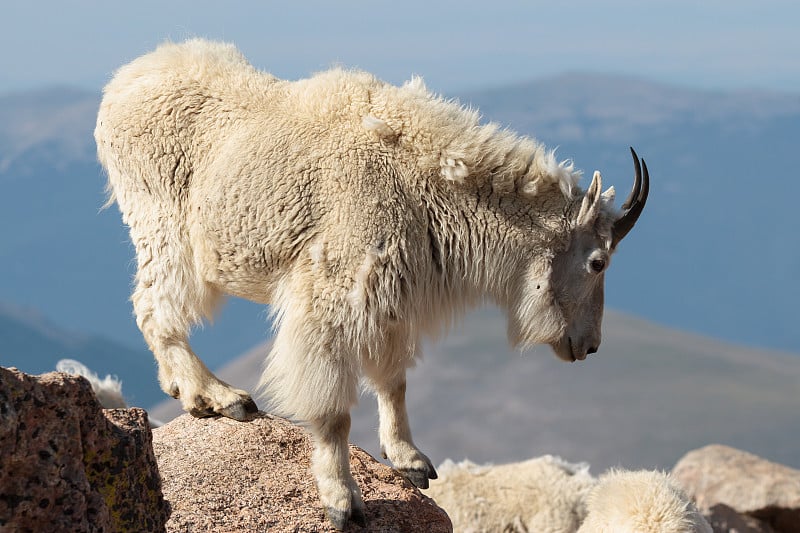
[399, 456, 438, 489]
[188, 395, 217, 418]
[400, 467, 432, 489]
[325, 507, 349, 531]
[220, 396, 259, 421]
[325, 506, 367, 530]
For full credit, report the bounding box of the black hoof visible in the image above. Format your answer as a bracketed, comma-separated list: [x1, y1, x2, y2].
[400, 467, 432, 489]
[325, 506, 367, 530]
[220, 397, 259, 421]
[399, 454, 438, 489]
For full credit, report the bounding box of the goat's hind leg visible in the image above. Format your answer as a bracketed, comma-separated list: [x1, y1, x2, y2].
[310, 412, 366, 529]
[130, 225, 258, 420]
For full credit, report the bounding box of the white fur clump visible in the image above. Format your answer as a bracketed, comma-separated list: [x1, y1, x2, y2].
[425, 458, 712, 533]
[362, 115, 397, 140]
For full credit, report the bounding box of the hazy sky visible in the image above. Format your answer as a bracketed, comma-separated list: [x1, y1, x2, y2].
[2, 1, 798, 95]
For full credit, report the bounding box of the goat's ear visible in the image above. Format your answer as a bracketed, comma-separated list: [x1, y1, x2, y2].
[576, 171, 603, 227]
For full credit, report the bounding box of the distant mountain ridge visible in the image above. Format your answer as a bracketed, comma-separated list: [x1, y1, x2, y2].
[467, 72, 800, 132]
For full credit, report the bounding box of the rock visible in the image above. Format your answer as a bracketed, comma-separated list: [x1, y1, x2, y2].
[0, 366, 168, 532]
[673, 444, 800, 533]
[152, 413, 452, 532]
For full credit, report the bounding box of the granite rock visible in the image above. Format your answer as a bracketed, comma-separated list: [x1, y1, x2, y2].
[153, 412, 452, 532]
[0, 366, 168, 532]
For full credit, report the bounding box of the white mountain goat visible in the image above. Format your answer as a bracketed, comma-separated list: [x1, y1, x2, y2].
[425, 459, 711, 533]
[95, 39, 649, 529]
[578, 470, 712, 533]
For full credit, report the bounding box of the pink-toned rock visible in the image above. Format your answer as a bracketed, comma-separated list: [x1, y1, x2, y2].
[153, 413, 452, 532]
[673, 444, 800, 533]
[0, 366, 168, 532]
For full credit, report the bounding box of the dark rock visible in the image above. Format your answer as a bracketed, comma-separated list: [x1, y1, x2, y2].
[704, 503, 775, 533]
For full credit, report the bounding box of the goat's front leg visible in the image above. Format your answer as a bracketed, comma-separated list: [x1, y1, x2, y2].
[376, 375, 438, 489]
[310, 412, 366, 530]
[130, 252, 258, 421]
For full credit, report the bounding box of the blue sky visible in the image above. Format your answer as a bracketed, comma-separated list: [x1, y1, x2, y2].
[2, 1, 798, 95]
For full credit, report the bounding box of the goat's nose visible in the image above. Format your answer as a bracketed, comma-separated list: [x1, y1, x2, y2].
[587, 346, 598, 355]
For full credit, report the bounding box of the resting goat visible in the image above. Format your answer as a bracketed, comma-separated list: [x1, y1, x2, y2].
[425, 458, 711, 533]
[95, 39, 649, 529]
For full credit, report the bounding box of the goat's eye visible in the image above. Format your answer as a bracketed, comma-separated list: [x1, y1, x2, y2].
[589, 258, 606, 273]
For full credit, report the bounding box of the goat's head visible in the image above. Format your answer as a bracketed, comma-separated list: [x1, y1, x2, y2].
[509, 148, 650, 362]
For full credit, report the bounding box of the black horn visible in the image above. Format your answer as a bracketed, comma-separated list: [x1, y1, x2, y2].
[611, 147, 650, 247]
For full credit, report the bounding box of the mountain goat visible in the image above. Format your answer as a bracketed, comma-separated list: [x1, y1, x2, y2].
[95, 39, 649, 529]
[578, 470, 712, 533]
[425, 459, 711, 533]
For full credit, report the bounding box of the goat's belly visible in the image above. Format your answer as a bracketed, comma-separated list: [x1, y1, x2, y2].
[189, 210, 300, 305]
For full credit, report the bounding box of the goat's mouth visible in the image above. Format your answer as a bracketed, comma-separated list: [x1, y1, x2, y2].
[551, 336, 576, 362]
[551, 336, 591, 363]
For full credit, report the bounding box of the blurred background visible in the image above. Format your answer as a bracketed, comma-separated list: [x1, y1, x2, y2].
[1, 1, 798, 472]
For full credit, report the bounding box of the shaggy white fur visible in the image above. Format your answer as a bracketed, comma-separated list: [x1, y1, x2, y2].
[426, 456, 595, 532]
[95, 39, 644, 529]
[578, 470, 712, 533]
[56, 359, 127, 409]
[425, 458, 712, 533]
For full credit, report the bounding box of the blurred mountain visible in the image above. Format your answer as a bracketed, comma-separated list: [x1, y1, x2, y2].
[0, 74, 798, 366]
[0, 301, 162, 407]
[150, 306, 800, 473]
